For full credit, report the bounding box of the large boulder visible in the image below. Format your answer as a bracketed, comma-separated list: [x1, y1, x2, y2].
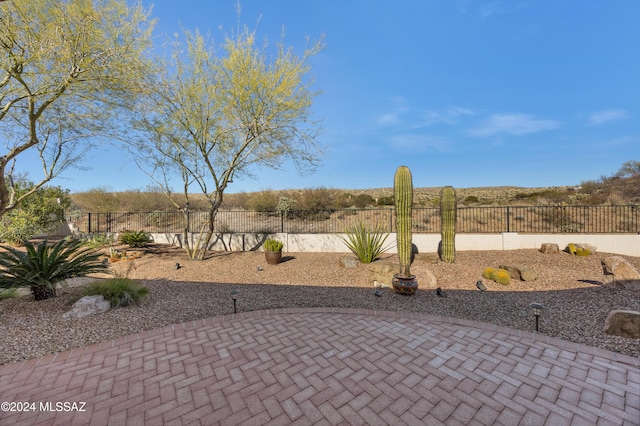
[63, 295, 111, 319]
[339, 256, 359, 268]
[499, 264, 538, 281]
[539, 243, 560, 254]
[367, 262, 437, 289]
[565, 243, 597, 255]
[368, 262, 400, 287]
[603, 310, 640, 339]
[602, 256, 640, 290]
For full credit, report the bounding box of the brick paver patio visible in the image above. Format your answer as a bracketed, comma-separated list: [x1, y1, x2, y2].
[1, 308, 639, 425]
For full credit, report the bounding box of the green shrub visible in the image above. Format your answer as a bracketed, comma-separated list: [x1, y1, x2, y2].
[376, 196, 394, 206]
[83, 278, 149, 307]
[263, 238, 283, 252]
[340, 220, 390, 264]
[247, 190, 279, 212]
[0, 239, 107, 300]
[82, 234, 115, 249]
[119, 230, 149, 248]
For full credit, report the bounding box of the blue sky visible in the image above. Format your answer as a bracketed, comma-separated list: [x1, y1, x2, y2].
[45, 0, 640, 193]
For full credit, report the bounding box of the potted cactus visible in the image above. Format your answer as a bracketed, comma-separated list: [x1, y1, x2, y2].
[263, 238, 283, 265]
[392, 166, 418, 295]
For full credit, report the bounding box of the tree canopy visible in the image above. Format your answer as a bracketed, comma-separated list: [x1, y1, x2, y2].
[0, 0, 155, 217]
[131, 28, 324, 259]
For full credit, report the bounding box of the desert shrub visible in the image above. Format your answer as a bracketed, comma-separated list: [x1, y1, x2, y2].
[296, 188, 341, 211]
[376, 196, 394, 206]
[277, 197, 297, 218]
[81, 234, 115, 249]
[340, 220, 390, 264]
[83, 278, 149, 307]
[482, 267, 511, 285]
[354, 194, 375, 208]
[247, 190, 279, 213]
[72, 187, 120, 212]
[463, 196, 479, 205]
[119, 230, 149, 248]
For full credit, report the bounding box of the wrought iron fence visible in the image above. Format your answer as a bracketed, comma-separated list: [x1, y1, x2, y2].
[66, 205, 639, 235]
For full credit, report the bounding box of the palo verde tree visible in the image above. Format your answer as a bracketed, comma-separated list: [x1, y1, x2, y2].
[131, 27, 324, 259]
[0, 0, 155, 218]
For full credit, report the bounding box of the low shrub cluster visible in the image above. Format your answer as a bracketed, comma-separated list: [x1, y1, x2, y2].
[566, 243, 591, 256]
[482, 267, 511, 285]
[119, 230, 150, 248]
[82, 278, 149, 308]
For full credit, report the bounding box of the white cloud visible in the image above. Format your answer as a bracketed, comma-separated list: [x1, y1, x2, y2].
[422, 107, 475, 126]
[390, 134, 449, 152]
[467, 113, 560, 137]
[589, 109, 628, 125]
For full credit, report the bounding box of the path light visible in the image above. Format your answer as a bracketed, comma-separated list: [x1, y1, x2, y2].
[230, 288, 238, 314]
[529, 302, 544, 332]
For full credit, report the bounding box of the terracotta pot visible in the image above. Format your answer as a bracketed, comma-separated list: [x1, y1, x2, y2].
[265, 250, 282, 265]
[392, 274, 418, 295]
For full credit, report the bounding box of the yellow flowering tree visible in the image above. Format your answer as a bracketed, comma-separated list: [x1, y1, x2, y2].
[0, 0, 154, 218]
[131, 27, 324, 259]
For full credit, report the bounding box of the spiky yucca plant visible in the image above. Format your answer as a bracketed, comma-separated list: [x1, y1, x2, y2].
[340, 220, 390, 264]
[0, 239, 108, 300]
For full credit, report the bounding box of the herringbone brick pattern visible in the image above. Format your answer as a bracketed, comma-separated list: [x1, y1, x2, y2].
[1, 308, 638, 425]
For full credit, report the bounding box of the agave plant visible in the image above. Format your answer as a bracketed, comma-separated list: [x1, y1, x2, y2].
[0, 239, 108, 301]
[340, 220, 390, 264]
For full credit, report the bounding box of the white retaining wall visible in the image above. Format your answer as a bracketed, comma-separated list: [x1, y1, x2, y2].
[149, 232, 640, 257]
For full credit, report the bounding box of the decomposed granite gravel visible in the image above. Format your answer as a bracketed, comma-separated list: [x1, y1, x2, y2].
[1, 246, 639, 365]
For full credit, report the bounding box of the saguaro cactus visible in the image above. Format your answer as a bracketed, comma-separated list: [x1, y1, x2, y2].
[440, 186, 457, 263]
[394, 166, 413, 277]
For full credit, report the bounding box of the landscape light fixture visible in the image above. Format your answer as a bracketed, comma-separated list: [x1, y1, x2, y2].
[230, 288, 239, 314]
[529, 302, 544, 332]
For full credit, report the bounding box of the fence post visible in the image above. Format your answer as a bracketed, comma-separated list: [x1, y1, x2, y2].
[281, 211, 284, 233]
[506, 206, 511, 233]
[88, 213, 92, 234]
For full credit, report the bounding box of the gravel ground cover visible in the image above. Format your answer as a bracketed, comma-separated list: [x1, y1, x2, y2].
[1, 245, 639, 365]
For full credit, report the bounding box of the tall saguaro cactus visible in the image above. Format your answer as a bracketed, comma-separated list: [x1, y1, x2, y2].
[440, 186, 457, 263]
[394, 166, 413, 277]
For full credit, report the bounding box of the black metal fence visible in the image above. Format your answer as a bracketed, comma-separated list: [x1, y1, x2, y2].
[65, 205, 639, 234]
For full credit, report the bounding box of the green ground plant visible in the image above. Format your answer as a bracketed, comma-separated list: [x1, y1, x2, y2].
[0, 239, 107, 300]
[119, 230, 150, 248]
[340, 220, 390, 264]
[81, 234, 115, 249]
[0, 288, 17, 300]
[83, 278, 149, 308]
[482, 267, 511, 285]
